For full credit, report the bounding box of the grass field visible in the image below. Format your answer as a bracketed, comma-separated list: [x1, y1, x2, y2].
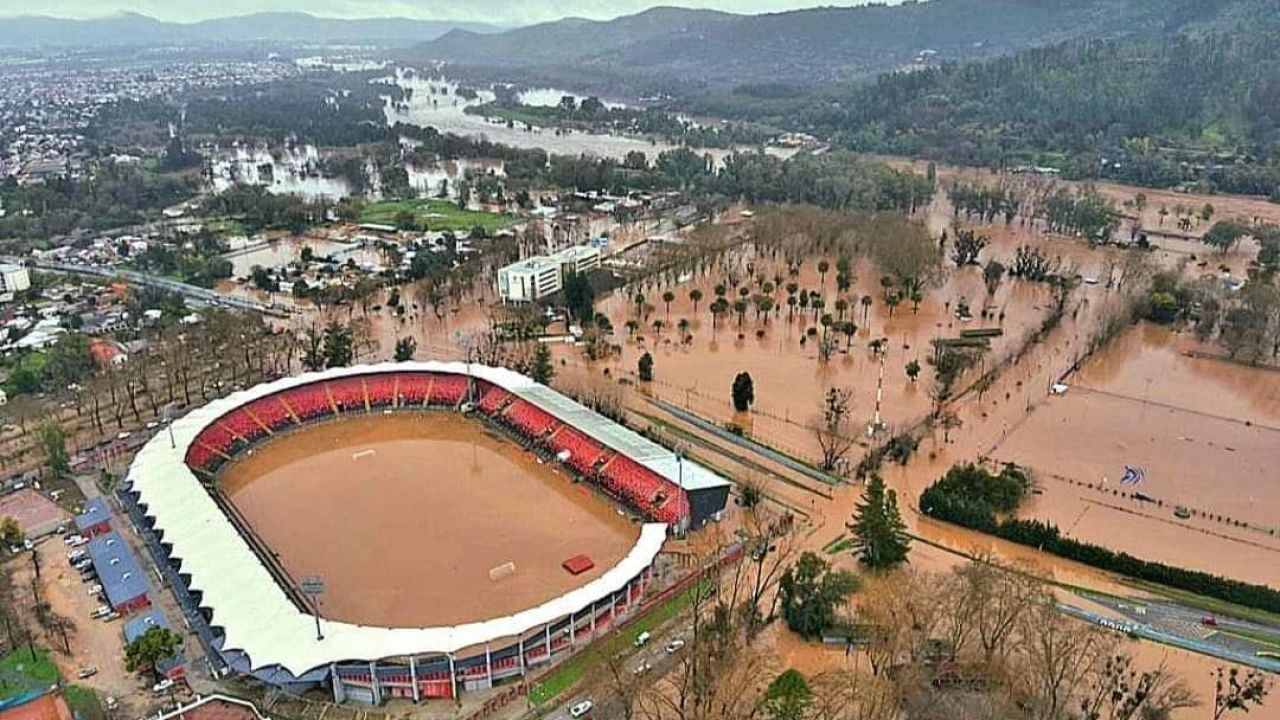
[64, 684, 104, 720]
[527, 580, 710, 707]
[0, 648, 59, 701]
[359, 199, 519, 233]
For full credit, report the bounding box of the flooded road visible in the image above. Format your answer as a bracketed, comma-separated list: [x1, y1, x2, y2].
[221, 413, 639, 628]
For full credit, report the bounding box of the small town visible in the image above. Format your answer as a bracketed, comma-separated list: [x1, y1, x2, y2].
[2, 4, 1278, 720]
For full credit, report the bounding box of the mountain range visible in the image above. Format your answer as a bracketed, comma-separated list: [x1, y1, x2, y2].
[408, 0, 1279, 89]
[0, 12, 502, 48]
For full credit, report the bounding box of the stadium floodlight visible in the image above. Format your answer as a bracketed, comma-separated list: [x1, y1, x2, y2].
[302, 575, 326, 641]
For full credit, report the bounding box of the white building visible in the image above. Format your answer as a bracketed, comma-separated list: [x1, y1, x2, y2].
[0, 264, 30, 296]
[497, 245, 602, 303]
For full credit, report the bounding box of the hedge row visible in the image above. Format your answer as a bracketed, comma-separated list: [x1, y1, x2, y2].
[920, 466, 1280, 614]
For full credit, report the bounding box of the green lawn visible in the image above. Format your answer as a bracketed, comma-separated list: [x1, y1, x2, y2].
[527, 580, 709, 707]
[359, 199, 519, 234]
[0, 648, 60, 701]
[65, 685, 104, 720]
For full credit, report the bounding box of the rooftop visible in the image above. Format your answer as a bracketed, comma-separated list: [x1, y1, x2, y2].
[86, 531, 148, 608]
[73, 496, 110, 532]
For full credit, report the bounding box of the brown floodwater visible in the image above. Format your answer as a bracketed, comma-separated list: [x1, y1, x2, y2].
[220, 413, 639, 627]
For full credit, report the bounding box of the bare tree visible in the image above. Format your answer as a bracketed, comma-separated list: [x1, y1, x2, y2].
[814, 387, 857, 473]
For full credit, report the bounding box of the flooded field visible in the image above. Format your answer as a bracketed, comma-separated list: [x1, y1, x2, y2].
[382, 72, 793, 163]
[220, 413, 639, 628]
[995, 323, 1280, 586]
[208, 145, 351, 201]
[223, 236, 380, 276]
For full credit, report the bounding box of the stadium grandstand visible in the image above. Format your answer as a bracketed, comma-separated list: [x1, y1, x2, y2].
[119, 362, 731, 703]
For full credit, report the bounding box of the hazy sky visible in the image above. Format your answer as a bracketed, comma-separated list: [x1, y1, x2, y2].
[0, 0, 890, 25]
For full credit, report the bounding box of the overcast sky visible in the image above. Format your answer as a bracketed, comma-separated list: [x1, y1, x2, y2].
[0, 0, 892, 25]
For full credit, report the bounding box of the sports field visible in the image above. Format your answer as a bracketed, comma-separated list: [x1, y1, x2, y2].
[220, 413, 639, 628]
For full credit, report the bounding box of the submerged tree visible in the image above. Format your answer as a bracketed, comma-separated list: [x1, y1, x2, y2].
[848, 474, 911, 569]
[732, 372, 755, 412]
[814, 387, 856, 473]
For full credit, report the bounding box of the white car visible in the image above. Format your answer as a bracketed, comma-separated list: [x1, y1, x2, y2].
[67, 536, 88, 548]
[68, 550, 87, 562]
[665, 639, 686, 654]
[64, 534, 85, 546]
[87, 584, 103, 596]
[569, 700, 594, 718]
[73, 559, 93, 571]
[90, 605, 111, 619]
[152, 678, 175, 694]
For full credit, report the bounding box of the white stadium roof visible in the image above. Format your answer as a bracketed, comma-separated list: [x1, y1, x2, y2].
[127, 361, 693, 676]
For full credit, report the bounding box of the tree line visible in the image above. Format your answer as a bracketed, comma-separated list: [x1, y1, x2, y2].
[920, 462, 1280, 614]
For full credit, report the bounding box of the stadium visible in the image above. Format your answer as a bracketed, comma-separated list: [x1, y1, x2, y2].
[119, 361, 731, 704]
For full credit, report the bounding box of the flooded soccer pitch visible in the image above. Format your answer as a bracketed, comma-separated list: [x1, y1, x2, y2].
[219, 413, 639, 628]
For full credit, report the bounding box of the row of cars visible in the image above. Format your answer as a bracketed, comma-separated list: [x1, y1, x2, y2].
[66, 536, 120, 622]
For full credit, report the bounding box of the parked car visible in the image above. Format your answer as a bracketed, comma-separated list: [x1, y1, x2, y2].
[77, 667, 98, 679]
[634, 631, 651, 648]
[569, 700, 594, 718]
[151, 679, 174, 694]
[73, 559, 93, 571]
[68, 550, 87, 562]
[86, 584, 103, 596]
[665, 639, 686, 654]
[63, 534, 85, 546]
[90, 606, 111, 619]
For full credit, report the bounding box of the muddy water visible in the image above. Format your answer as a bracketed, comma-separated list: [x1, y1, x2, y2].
[224, 237, 377, 276]
[382, 72, 795, 163]
[1073, 323, 1280, 425]
[220, 413, 639, 628]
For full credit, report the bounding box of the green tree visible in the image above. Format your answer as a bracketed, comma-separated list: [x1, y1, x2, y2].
[638, 352, 654, 382]
[322, 322, 354, 368]
[393, 336, 417, 362]
[778, 552, 858, 639]
[731, 371, 755, 412]
[905, 359, 922, 382]
[661, 290, 675, 316]
[759, 669, 812, 720]
[848, 474, 911, 568]
[301, 325, 325, 371]
[125, 627, 183, 676]
[45, 333, 95, 390]
[688, 288, 703, 314]
[1, 516, 24, 547]
[1203, 221, 1249, 253]
[41, 424, 69, 478]
[563, 271, 595, 323]
[531, 343, 555, 385]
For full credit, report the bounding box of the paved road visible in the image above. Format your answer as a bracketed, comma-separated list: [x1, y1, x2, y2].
[23, 260, 293, 317]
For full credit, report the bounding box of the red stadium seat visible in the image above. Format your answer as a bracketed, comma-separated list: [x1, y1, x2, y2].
[245, 396, 292, 431]
[280, 384, 334, 421]
[428, 374, 468, 407]
[397, 374, 431, 406]
[219, 407, 268, 443]
[193, 422, 236, 455]
[184, 442, 219, 472]
[548, 427, 605, 475]
[502, 400, 559, 438]
[364, 374, 398, 408]
[477, 385, 514, 415]
[328, 377, 367, 413]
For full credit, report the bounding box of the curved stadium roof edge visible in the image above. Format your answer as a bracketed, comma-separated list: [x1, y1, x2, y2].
[125, 361, 713, 676]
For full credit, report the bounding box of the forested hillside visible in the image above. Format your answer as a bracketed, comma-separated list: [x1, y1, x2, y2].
[411, 0, 1241, 92]
[795, 31, 1280, 196]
